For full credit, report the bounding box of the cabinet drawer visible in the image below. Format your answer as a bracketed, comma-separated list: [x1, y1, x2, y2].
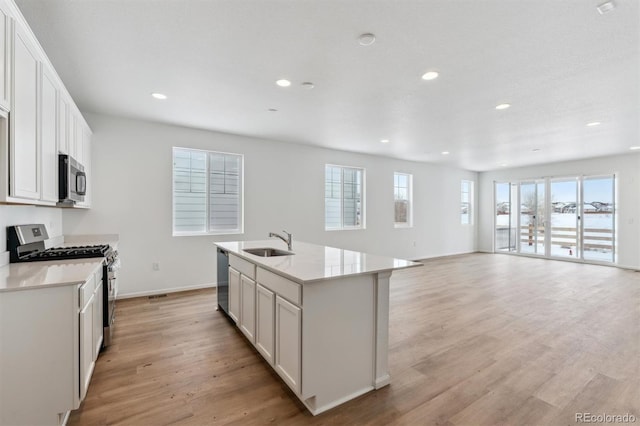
[257, 268, 301, 306]
[229, 254, 256, 280]
[79, 275, 95, 309]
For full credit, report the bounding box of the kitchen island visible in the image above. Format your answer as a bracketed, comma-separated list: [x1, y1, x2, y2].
[214, 240, 422, 415]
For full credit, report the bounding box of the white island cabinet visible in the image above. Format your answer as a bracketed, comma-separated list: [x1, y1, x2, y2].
[216, 240, 422, 415]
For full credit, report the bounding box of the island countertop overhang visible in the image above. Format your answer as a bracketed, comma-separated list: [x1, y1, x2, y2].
[214, 240, 423, 284]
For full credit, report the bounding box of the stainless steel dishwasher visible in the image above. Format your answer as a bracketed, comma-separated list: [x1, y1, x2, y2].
[216, 247, 229, 315]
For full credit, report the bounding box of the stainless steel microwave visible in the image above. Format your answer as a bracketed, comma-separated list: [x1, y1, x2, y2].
[58, 154, 86, 204]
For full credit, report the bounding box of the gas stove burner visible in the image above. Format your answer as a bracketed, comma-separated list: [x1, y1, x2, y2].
[19, 244, 112, 262]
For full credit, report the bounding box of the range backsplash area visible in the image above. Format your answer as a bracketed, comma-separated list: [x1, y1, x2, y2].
[0, 205, 63, 256]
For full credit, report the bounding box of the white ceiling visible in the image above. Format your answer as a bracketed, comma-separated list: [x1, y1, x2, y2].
[15, 0, 640, 171]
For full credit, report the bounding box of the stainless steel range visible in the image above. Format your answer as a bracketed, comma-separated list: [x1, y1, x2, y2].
[7, 224, 120, 349]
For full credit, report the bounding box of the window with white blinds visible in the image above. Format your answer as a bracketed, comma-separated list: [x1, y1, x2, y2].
[173, 147, 243, 235]
[325, 165, 365, 230]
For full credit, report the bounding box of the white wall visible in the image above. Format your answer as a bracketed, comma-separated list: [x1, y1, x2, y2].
[0, 205, 62, 257]
[63, 113, 477, 297]
[478, 153, 640, 269]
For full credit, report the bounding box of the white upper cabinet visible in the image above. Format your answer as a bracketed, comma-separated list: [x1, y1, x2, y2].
[10, 22, 40, 200]
[40, 65, 58, 203]
[0, 0, 92, 207]
[0, 0, 10, 110]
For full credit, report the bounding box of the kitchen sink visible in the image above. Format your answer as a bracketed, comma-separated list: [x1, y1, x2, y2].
[243, 247, 294, 257]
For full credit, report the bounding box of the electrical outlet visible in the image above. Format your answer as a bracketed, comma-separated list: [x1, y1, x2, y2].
[152, 262, 160, 271]
[413, 241, 417, 247]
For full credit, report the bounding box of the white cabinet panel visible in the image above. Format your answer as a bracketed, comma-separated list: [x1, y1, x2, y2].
[0, 0, 10, 110]
[93, 281, 103, 358]
[79, 293, 94, 402]
[239, 275, 256, 343]
[74, 114, 83, 162]
[275, 295, 301, 394]
[10, 24, 40, 199]
[57, 95, 69, 154]
[257, 267, 301, 305]
[228, 267, 240, 324]
[256, 284, 275, 365]
[40, 66, 58, 202]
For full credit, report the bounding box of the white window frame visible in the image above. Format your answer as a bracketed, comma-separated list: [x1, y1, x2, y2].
[461, 180, 474, 225]
[172, 147, 244, 236]
[324, 164, 366, 231]
[394, 172, 413, 228]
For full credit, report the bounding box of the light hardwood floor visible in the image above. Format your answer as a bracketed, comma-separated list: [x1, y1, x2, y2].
[69, 253, 640, 425]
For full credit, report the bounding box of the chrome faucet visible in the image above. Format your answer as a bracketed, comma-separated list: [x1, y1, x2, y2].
[269, 230, 292, 251]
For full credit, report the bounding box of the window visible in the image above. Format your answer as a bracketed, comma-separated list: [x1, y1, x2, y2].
[173, 147, 243, 235]
[325, 165, 365, 230]
[394, 172, 412, 227]
[461, 180, 473, 225]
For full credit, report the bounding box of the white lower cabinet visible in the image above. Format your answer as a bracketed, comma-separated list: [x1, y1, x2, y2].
[228, 267, 240, 323]
[239, 275, 256, 342]
[226, 260, 303, 396]
[275, 295, 302, 394]
[255, 284, 275, 365]
[0, 264, 104, 425]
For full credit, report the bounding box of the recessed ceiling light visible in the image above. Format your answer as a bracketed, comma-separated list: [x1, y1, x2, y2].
[586, 121, 601, 127]
[151, 93, 167, 100]
[495, 103, 511, 110]
[276, 79, 291, 87]
[441, 151, 450, 155]
[630, 146, 640, 150]
[421, 71, 439, 81]
[358, 33, 376, 46]
[301, 82, 315, 89]
[380, 139, 390, 144]
[596, 0, 616, 14]
[500, 163, 508, 167]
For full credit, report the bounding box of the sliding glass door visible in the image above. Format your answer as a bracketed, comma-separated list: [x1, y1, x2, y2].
[494, 175, 615, 264]
[582, 176, 615, 262]
[519, 181, 545, 255]
[495, 182, 517, 252]
[550, 178, 579, 259]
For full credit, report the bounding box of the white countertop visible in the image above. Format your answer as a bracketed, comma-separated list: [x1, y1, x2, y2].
[0, 258, 104, 292]
[215, 240, 422, 283]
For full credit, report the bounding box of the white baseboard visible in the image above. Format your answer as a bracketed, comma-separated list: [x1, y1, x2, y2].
[118, 282, 216, 299]
[617, 264, 640, 272]
[411, 250, 478, 262]
[481, 251, 639, 271]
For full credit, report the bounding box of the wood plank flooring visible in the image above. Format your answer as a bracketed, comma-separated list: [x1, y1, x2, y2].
[69, 253, 640, 425]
